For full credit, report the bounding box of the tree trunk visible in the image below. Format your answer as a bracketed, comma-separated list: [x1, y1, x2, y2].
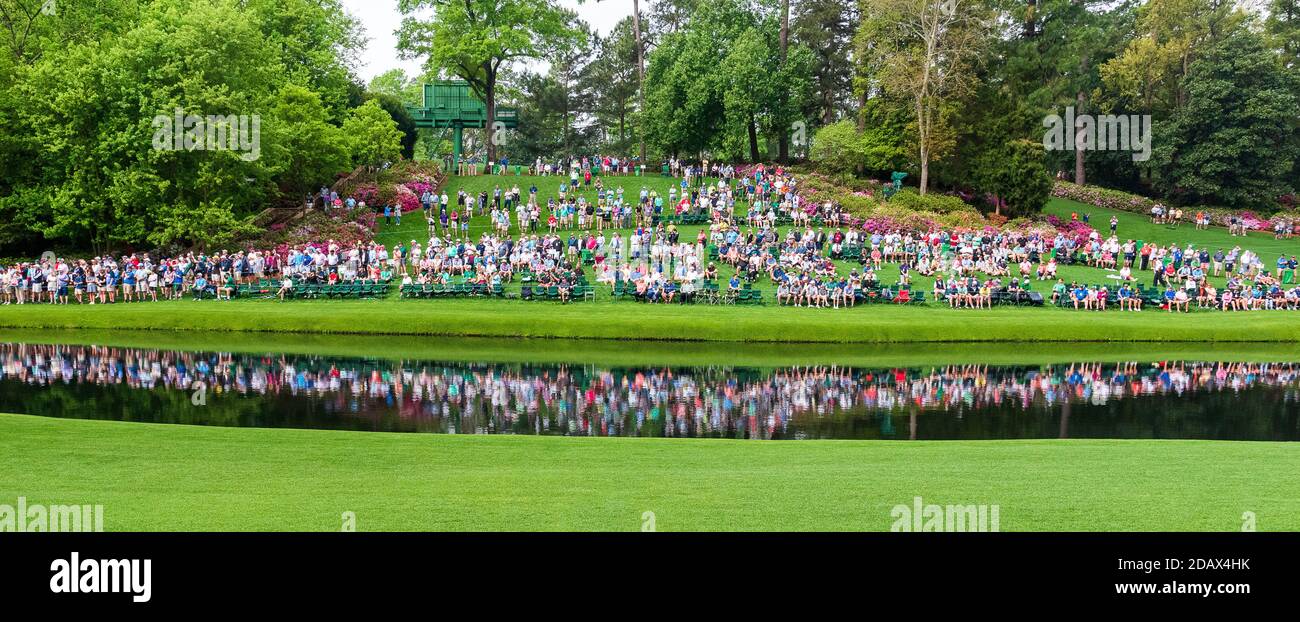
[632, 0, 647, 162]
[748, 115, 760, 163]
[857, 91, 868, 132]
[918, 95, 929, 195]
[485, 65, 498, 165]
[777, 0, 790, 163]
[1024, 0, 1037, 38]
[1073, 90, 1085, 185]
[823, 87, 835, 125]
[919, 157, 929, 196]
[1074, 54, 1088, 185]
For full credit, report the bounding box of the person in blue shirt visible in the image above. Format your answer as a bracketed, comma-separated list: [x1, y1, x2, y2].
[192, 275, 209, 301]
[122, 269, 136, 303]
[1072, 284, 1088, 309]
[1117, 285, 1136, 311]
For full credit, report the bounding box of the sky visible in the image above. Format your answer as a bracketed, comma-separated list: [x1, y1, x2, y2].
[340, 0, 635, 84]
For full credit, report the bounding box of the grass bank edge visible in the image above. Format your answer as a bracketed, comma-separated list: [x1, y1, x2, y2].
[0, 300, 1298, 343]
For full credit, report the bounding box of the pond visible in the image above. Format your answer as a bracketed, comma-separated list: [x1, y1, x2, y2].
[1, 333, 1298, 441]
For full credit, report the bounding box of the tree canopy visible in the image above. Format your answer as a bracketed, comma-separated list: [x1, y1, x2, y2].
[4, 0, 1300, 257]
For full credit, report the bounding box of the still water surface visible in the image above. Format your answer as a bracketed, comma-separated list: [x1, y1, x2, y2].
[2, 340, 1298, 440]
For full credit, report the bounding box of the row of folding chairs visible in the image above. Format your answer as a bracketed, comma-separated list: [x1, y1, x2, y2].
[521, 285, 596, 301]
[400, 283, 505, 298]
[234, 282, 389, 300]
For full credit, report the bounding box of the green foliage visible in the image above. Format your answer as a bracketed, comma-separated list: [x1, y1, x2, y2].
[643, 0, 817, 161]
[644, 0, 754, 157]
[396, 0, 586, 161]
[970, 139, 1053, 217]
[810, 121, 866, 174]
[264, 85, 350, 199]
[0, 0, 360, 254]
[362, 95, 418, 161]
[810, 118, 907, 176]
[584, 16, 645, 154]
[342, 100, 404, 168]
[886, 189, 973, 215]
[1147, 29, 1300, 210]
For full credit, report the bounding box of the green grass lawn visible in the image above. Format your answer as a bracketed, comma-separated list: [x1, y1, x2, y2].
[3, 414, 1295, 531]
[2, 296, 1300, 341]
[1042, 197, 1300, 263]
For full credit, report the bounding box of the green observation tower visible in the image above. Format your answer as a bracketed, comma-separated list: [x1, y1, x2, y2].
[406, 81, 519, 172]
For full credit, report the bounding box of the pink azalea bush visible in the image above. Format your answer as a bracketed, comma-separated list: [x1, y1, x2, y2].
[394, 185, 422, 213]
[249, 206, 377, 249]
[1053, 181, 1155, 213]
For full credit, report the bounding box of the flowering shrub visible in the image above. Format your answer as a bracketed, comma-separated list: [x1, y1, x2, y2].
[394, 185, 422, 213]
[248, 205, 377, 249]
[888, 189, 973, 214]
[351, 184, 379, 206]
[1056, 218, 1098, 246]
[404, 181, 435, 196]
[1052, 181, 1156, 213]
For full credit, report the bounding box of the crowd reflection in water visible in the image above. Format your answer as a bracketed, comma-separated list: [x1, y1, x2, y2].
[3, 343, 1299, 439]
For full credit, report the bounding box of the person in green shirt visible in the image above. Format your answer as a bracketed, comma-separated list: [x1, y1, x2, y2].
[1051, 279, 1067, 305]
[218, 273, 236, 301]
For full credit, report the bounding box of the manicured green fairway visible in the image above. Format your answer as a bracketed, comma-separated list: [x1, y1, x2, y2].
[3, 414, 1295, 531]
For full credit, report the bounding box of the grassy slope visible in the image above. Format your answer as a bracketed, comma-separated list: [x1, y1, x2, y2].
[3, 414, 1296, 531]
[1042, 197, 1300, 262]
[0, 175, 1296, 342]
